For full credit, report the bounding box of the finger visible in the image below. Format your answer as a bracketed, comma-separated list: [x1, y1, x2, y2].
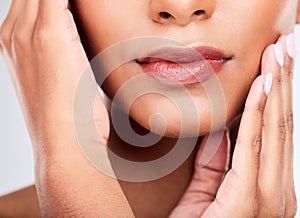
[170, 129, 230, 217]
[281, 34, 294, 177]
[11, 0, 41, 86]
[36, 0, 79, 42]
[12, 0, 40, 53]
[0, 0, 24, 52]
[15, 0, 40, 38]
[192, 129, 230, 200]
[202, 75, 271, 217]
[228, 75, 269, 199]
[281, 34, 297, 217]
[259, 41, 285, 207]
[38, 0, 69, 23]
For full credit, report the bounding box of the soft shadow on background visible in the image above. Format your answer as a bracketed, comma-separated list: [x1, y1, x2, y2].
[0, 1, 299, 217]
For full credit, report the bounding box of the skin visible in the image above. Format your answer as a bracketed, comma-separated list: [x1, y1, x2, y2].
[0, 0, 299, 217]
[71, 0, 297, 137]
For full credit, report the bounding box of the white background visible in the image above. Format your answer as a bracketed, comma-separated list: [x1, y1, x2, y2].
[0, 1, 299, 217]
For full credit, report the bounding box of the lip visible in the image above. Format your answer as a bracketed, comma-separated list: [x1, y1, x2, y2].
[135, 46, 232, 85]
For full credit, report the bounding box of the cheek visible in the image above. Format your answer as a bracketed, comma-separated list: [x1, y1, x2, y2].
[215, 1, 294, 118]
[220, 0, 295, 60]
[72, 1, 147, 58]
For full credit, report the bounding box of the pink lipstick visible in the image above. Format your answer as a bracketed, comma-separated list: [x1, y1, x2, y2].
[136, 46, 231, 85]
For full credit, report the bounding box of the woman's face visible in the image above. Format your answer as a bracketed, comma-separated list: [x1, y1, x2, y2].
[71, 0, 299, 137]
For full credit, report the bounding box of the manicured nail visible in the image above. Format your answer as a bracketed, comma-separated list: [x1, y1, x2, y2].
[224, 127, 231, 171]
[286, 33, 295, 58]
[225, 127, 231, 147]
[274, 41, 284, 67]
[264, 73, 273, 96]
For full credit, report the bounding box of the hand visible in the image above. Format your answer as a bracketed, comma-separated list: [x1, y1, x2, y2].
[0, 0, 109, 144]
[0, 0, 132, 217]
[170, 35, 297, 217]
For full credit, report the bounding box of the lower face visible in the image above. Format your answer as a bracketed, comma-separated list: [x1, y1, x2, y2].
[71, 0, 297, 138]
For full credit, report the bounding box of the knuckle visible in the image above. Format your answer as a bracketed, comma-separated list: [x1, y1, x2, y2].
[12, 28, 28, 46]
[273, 72, 282, 84]
[284, 66, 294, 77]
[277, 117, 287, 143]
[286, 111, 294, 133]
[0, 22, 11, 46]
[33, 16, 53, 46]
[13, 21, 33, 39]
[244, 100, 265, 114]
[283, 50, 294, 74]
[257, 102, 266, 113]
[252, 134, 262, 156]
[32, 27, 52, 47]
[36, 13, 49, 27]
[236, 133, 262, 154]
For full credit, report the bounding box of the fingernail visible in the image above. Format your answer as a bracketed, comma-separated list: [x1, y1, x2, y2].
[286, 33, 295, 58]
[274, 41, 284, 67]
[225, 127, 231, 146]
[264, 73, 273, 96]
[224, 127, 231, 171]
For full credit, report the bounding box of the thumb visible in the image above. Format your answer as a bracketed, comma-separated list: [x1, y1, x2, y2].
[170, 128, 231, 217]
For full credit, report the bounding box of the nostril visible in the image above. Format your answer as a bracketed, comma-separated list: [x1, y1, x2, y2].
[193, 10, 205, 15]
[159, 12, 172, 19]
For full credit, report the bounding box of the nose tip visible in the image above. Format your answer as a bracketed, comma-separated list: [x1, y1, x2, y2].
[149, 0, 215, 26]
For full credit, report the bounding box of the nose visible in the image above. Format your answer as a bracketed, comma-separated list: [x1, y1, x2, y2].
[149, 0, 215, 26]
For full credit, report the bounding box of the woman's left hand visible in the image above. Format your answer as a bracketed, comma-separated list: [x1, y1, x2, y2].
[170, 34, 297, 217]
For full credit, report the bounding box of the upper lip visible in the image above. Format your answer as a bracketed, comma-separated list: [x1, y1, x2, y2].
[136, 46, 232, 64]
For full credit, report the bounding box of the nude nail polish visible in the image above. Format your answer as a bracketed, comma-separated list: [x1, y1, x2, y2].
[274, 41, 284, 67]
[286, 34, 295, 58]
[264, 73, 273, 96]
[225, 127, 231, 171]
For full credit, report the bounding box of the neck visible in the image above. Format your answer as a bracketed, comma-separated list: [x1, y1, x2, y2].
[104, 95, 202, 217]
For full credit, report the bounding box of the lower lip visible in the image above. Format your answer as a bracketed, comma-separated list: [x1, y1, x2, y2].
[138, 59, 226, 85]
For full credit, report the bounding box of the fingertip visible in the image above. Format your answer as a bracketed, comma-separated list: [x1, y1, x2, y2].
[198, 128, 230, 169]
[241, 75, 268, 132]
[246, 75, 267, 101]
[261, 44, 276, 74]
[276, 34, 295, 58]
[260, 42, 281, 82]
[286, 33, 296, 59]
[281, 34, 295, 79]
[274, 41, 284, 67]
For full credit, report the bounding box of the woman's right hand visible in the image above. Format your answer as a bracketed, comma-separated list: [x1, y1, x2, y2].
[0, 1, 133, 217]
[171, 34, 297, 217]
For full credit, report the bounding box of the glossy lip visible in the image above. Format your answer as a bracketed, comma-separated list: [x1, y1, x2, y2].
[135, 46, 232, 85]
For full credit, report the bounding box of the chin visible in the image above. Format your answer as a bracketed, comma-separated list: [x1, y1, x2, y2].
[128, 98, 224, 138]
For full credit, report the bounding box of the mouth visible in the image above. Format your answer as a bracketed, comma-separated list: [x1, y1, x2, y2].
[135, 46, 232, 85]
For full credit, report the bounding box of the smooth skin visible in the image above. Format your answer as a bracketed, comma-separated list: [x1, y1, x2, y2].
[71, 0, 298, 137]
[0, 0, 299, 217]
